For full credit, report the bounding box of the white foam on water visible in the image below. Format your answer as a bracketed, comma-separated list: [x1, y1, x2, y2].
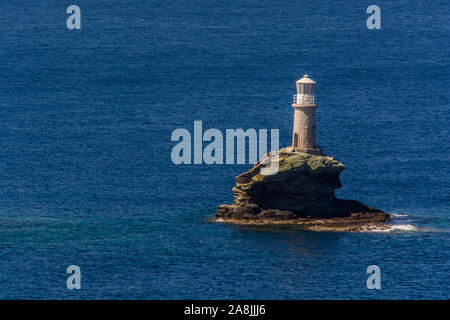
[364, 224, 419, 233]
[390, 213, 409, 218]
[388, 224, 418, 232]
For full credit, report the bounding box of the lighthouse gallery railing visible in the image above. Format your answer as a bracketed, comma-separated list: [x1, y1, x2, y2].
[293, 95, 315, 104]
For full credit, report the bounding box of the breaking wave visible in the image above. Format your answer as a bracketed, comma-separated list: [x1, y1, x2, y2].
[390, 213, 409, 217]
[362, 223, 420, 233]
[386, 224, 419, 232]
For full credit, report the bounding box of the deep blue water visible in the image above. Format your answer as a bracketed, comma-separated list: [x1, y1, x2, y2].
[0, 0, 449, 299]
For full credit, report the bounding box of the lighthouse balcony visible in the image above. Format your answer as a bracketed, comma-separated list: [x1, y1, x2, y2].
[293, 95, 315, 105]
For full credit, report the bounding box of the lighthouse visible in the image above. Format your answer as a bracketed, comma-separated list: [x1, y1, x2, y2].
[288, 75, 322, 155]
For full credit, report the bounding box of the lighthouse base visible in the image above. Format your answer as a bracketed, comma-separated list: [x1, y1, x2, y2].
[286, 146, 323, 155]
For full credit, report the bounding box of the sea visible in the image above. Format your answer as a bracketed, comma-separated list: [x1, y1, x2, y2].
[0, 0, 448, 299]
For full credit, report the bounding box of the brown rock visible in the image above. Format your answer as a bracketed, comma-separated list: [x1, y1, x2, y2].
[214, 150, 390, 231]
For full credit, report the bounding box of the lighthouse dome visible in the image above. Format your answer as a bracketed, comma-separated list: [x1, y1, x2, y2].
[296, 74, 316, 84]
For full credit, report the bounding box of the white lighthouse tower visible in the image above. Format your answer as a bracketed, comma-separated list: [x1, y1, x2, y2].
[287, 75, 322, 155]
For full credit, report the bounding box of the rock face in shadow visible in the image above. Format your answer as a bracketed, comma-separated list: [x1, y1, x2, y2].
[214, 150, 390, 232]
